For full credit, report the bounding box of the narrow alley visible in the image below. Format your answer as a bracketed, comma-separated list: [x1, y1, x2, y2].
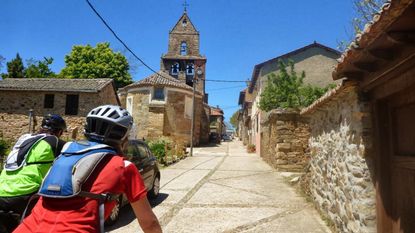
[108, 140, 330, 233]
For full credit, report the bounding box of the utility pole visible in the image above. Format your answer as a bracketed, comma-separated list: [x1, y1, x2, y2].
[190, 76, 198, 156]
[28, 109, 33, 134]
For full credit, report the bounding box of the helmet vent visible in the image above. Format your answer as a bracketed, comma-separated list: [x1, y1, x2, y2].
[99, 121, 109, 135]
[108, 111, 120, 119]
[101, 107, 111, 116]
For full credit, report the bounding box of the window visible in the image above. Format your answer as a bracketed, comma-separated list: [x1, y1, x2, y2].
[182, 18, 187, 27]
[65, 94, 79, 115]
[180, 42, 187, 55]
[137, 144, 149, 160]
[186, 63, 194, 75]
[184, 96, 192, 119]
[126, 96, 133, 114]
[125, 143, 140, 163]
[44, 94, 54, 108]
[153, 88, 165, 101]
[171, 63, 180, 75]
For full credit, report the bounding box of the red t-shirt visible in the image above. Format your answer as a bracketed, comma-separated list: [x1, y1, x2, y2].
[14, 155, 147, 233]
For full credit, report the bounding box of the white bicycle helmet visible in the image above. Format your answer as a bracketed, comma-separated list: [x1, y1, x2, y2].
[84, 105, 133, 145]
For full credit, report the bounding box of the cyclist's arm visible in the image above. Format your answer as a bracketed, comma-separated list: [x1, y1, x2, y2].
[131, 197, 162, 233]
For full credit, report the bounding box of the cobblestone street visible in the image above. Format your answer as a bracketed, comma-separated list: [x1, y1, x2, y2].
[108, 140, 330, 233]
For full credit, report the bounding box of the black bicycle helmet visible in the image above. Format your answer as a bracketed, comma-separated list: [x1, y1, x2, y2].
[84, 105, 133, 145]
[42, 114, 67, 132]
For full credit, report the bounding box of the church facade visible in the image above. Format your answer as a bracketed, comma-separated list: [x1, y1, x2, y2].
[119, 10, 210, 145]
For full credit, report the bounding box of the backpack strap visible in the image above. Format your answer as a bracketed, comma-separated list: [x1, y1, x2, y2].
[25, 135, 60, 166]
[42, 135, 59, 157]
[15, 135, 46, 166]
[79, 191, 119, 233]
[4, 134, 47, 171]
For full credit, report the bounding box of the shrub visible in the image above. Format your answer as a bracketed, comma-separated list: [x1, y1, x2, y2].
[247, 144, 256, 153]
[148, 137, 172, 164]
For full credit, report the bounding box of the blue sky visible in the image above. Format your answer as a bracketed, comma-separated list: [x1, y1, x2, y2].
[1, 0, 355, 121]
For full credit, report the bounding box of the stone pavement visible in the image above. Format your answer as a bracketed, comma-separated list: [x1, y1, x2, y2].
[107, 140, 331, 233]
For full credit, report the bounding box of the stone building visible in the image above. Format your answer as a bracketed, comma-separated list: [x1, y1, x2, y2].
[0, 78, 119, 142]
[237, 88, 253, 145]
[119, 10, 209, 145]
[118, 72, 207, 145]
[301, 0, 415, 232]
[246, 42, 340, 155]
[209, 106, 224, 141]
[160, 10, 207, 98]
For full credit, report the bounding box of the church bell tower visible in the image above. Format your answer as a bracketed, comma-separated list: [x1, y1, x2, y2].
[160, 8, 207, 97]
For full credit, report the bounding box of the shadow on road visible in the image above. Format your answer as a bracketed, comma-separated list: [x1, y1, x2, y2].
[105, 193, 169, 231]
[149, 193, 169, 207]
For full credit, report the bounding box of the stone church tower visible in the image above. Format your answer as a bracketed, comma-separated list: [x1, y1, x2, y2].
[160, 10, 207, 98]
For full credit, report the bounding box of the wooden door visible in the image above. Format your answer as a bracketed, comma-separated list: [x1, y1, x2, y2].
[378, 86, 415, 233]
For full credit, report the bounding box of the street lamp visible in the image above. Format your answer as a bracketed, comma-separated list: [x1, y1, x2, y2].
[190, 68, 203, 156]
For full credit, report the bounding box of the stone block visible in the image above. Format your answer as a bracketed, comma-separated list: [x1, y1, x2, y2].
[276, 143, 291, 152]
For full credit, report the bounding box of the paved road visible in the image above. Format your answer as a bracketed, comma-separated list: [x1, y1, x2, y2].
[107, 140, 331, 233]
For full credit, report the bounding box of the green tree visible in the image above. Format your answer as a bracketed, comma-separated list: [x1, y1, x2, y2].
[25, 57, 56, 78]
[60, 43, 133, 88]
[2, 53, 25, 79]
[299, 84, 335, 107]
[230, 110, 239, 129]
[258, 60, 333, 112]
[258, 60, 305, 111]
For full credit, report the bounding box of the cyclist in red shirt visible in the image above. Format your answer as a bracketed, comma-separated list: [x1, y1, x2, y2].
[14, 105, 162, 233]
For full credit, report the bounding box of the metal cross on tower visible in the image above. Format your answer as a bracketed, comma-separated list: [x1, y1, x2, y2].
[183, 0, 189, 12]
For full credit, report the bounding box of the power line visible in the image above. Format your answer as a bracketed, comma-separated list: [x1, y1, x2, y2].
[205, 79, 250, 83]
[207, 85, 246, 91]
[85, 0, 158, 74]
[85, 0, 252, 84]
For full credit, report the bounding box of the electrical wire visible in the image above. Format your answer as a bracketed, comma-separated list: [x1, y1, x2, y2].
[85, 0, 158, 74]
[85, 0, 251, 83]
[207, 85, 246, 91]
[205, 79, 249, 83]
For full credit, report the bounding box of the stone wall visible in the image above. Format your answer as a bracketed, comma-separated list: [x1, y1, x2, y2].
[0, 86, 118, 143]
[260, 109, 310, 171]
[126, 87, 205, 146]
[303, 85, 376, 233]
[165, 90, 202, 145]
[0, 113, 85, 144]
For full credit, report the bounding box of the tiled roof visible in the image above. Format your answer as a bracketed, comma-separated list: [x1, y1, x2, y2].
[333, 0, 414, 79]
[210, 107, 224, 116]
[249, 42, 341, 93]
[0, 78, 113, 92]
[300, 81, 358, 115]
[124, 72, 193, 91]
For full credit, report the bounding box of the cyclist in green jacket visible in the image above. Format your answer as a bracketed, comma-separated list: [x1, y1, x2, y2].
[0, 114, 67, 232]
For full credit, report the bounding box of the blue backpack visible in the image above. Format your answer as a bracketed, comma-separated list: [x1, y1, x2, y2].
[37, 140, 118, 233]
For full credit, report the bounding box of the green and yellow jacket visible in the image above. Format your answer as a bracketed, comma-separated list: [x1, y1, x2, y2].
[0, 137, 59, 197]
